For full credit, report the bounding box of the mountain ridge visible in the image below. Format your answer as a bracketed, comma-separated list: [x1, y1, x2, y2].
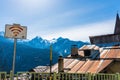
[0, 31, 89, 72]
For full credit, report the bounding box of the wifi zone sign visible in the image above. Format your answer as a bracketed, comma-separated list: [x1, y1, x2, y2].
[5, 24, 27, 39]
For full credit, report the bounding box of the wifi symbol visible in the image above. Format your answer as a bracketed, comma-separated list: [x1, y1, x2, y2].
[9, 25, 23, 37]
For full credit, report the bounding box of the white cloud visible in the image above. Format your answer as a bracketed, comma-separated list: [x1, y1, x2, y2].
[28, 6, 104, 31]
[41, 19, 115, 42]
[17, 0, 51, 9]
[10, 0, 58, 14]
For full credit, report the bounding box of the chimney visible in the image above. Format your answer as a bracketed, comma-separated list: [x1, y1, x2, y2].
[71, 45, 78, 57]
[58, 56, 64, 72]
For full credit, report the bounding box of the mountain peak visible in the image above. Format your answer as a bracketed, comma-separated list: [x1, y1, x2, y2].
[0, 32, 88, 72]
[57, 37, 69, 42]
[33, 36, 43, 40]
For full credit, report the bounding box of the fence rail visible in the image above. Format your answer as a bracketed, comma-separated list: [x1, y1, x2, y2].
[0, 72, 120, 80]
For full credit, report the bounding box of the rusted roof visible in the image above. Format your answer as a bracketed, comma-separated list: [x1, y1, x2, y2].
[32, 66, 49, 72]
[32, 45, 120, 73]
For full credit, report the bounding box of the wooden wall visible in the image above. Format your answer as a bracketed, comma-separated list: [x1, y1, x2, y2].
[89, 34, 120, 44]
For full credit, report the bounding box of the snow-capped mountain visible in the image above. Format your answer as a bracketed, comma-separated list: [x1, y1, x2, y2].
[27, 36, 50, 49]
[26, 37, 89, 55]
[0, 31, 89, 72]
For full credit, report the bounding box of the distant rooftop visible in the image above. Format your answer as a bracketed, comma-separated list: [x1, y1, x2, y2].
[90, 13, 120, 44]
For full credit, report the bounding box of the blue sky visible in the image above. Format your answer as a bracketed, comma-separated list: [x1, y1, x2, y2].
[0, 0, 120, 41]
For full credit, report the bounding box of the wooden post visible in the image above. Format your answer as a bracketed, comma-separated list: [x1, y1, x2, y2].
[88, 73, 91, 80]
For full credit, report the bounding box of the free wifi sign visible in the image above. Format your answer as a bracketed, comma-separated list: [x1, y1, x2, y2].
[5, 24, 27, 39]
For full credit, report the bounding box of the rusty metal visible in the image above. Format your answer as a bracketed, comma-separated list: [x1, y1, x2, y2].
[32, 45, 120, 74]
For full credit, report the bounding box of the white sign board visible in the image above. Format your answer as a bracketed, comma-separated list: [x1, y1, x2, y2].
[5, 24, 27, 39]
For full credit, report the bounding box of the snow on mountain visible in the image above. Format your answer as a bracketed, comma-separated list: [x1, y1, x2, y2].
[26, 36, 89, 56]
[28, 36, 50, 49]
[0, 31, 89, 72]
[0, 31, 89, 56]
[52, 37, 89, 56]
[49, 38, 57, 44]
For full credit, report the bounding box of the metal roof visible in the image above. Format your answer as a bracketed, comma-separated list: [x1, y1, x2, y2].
[32, 45, 120, 73]
[32, 66, 49, 72]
